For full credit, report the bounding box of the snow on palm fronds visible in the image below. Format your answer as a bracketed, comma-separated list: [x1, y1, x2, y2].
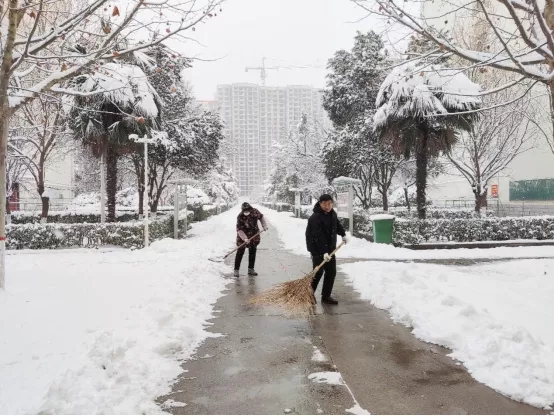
[73, 63, 161, 120]
[374, 62, 481, 132]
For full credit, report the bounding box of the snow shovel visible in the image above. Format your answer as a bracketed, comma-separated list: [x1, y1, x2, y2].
[209, 230, 265, 263]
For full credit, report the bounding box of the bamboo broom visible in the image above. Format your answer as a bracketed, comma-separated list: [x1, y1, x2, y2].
[249, 242, 346, 316]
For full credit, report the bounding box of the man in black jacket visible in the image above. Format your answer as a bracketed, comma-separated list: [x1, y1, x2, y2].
[305, 194, 350, 305]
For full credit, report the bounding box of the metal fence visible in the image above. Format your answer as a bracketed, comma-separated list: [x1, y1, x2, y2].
[432, 199, 554, 217]
[12, 199, 74, 213]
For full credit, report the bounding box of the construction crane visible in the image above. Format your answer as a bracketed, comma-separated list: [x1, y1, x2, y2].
[245, 57, 280, 86]
[245, 57, 324, 85]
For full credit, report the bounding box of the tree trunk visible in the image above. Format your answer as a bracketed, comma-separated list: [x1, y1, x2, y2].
[404, 187, 411, 211]
[382, 189, 389, 211]
[41, 197, 50, 223]
[106, 144, 118, 222]
[474, 192, 488, 215]
[0, 0, 20, 289]
[5, 197, 10, 216]
[150, 198, 159, 213]
[0, 106, 7, 290]
[37, 177, 48, 221]
[416, 130, 429, 219]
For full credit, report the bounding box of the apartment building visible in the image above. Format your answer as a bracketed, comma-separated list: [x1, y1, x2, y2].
[216, 83, 329, 196]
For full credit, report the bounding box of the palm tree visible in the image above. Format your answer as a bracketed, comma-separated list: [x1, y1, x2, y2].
[68, 61, 161, 222]
[374, 62, 481, 219]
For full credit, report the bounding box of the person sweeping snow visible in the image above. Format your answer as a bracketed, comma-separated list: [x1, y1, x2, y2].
[305, 194, 350, 304]
[234, 202, 268, 277]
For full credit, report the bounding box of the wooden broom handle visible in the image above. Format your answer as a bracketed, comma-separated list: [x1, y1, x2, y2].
[223, 230, 264, 259]
[313, 241, 346, 274]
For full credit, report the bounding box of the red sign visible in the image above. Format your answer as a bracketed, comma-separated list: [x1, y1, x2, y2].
[491, 184, 498, 198]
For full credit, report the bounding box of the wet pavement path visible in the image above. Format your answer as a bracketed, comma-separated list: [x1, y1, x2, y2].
[160, 223, 545, 415]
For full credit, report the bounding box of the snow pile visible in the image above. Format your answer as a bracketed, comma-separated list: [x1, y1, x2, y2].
[0, 206, 240, 414]
[342, 260, 554, 409]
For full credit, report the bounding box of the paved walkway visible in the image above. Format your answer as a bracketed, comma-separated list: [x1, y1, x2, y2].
[159, 223, 545, 415]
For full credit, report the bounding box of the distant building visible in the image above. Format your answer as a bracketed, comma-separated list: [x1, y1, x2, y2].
[215, 83, 330, 196]
[10, 155, 75, 212]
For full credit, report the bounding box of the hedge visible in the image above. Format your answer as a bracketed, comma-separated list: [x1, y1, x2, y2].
[392, 217, 554, 244]
[6, 216, 182, 250]
[8, 202, 234, 224]
[6, 201, 236, 250]
[262, 200, 554, 245]
[9, 211, 139, 224]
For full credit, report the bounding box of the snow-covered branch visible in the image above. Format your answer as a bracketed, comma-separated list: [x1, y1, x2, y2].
[354, 0, 554, 83]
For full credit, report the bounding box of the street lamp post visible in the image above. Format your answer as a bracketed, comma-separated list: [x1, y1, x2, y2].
[130, 134, 155, 248]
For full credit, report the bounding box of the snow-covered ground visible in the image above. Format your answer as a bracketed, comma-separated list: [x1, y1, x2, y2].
[264, 209, 554, 261]
[264, 208, 554, 409]
[0, 207, 240, 414]
[344, 260, 554, 409]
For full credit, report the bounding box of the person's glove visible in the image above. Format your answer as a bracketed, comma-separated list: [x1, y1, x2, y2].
[324, 253, 331, 262]
[343, 234, 351, 244]
[263, 226, 268, 232]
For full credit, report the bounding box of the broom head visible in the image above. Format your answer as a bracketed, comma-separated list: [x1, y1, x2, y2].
[249, 269, 317, 316]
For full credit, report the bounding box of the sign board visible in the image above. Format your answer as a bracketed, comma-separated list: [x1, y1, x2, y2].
[336, 191, 349, 219]
[332, 177, 361, 234]
[491, 184, 499, 198]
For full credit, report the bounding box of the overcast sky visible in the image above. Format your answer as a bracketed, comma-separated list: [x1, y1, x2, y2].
[172, 0, 404, 100]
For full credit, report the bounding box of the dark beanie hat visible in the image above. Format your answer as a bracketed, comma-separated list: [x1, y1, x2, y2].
[319, 194, 333, 202]
[242, 202, 252, 211]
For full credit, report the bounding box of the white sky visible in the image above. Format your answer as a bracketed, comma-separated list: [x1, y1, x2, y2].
[171, 0, 406, 100]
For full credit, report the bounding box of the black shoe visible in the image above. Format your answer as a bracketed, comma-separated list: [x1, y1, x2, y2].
[233, 270, 239, 277]
[322, 297, 338, 305]
[248, 268, 258, 276]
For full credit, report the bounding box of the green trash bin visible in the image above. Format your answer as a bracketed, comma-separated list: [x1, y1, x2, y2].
[370, 214, 395, 244]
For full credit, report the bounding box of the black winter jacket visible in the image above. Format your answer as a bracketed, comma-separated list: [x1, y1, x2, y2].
[305, 202, 346, 255]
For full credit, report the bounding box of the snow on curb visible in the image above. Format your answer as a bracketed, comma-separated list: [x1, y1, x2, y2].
[342, 260, 554, 409]
[0, 207, 240, 414]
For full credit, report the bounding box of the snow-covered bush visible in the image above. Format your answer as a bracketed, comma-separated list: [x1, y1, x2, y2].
[68, 192, 100, 208]
[68, 189, 142, 210]
[202, 164, 240, 204]
[6, 222, 144, 249]
[260, 201, 292, 212]
[7, 214, 190, 250]
[10, 211, 139, 224]
[366, 209, 494, 220]
[394, 217, 554, 244]
[6, 203, 235, 249]
[186, 187, 211, 206]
